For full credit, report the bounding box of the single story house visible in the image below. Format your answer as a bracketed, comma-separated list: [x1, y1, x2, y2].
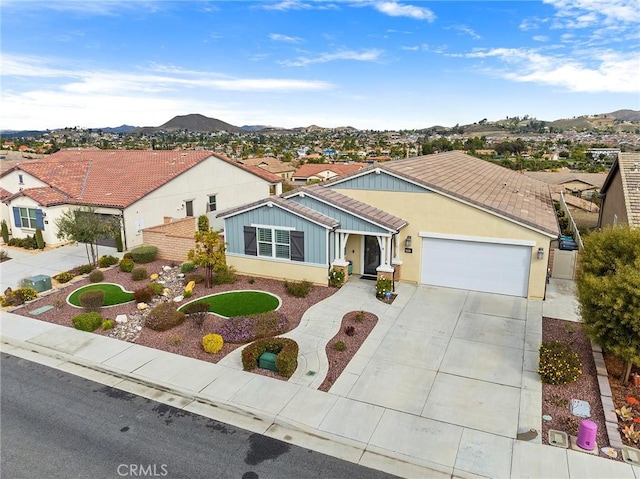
[0, 149, 282, 250]
[598, 152, 640, 228]
[239, 157, 296, 181]
[219, 151, 560, 299]
[292, 163, 366, 184]
[524, 171, 607, 199]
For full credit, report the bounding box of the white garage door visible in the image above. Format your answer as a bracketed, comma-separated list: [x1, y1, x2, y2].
[421, 237, 531, 297]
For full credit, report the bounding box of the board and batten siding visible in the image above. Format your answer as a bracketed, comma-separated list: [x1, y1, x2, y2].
[224, 205, 329, 265]
[330, 171, 429, 192]
[290, 196, 388, 234]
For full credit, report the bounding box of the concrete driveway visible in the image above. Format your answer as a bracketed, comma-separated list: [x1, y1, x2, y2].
[327, 280, 542, 474]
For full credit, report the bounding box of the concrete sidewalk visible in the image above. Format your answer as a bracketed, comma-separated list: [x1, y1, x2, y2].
[1, 279, 637, 478]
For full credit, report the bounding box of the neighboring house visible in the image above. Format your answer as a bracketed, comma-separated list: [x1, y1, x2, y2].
[0, 149, 282, 250]
[598, 152, 640, 228]
[524, 171, 607, 199]
[219, 151, 560, 299]
[292, 163, 366, 184]
[239, 157, 296, 181]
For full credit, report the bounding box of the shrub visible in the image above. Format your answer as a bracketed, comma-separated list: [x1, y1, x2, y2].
[77, 264, 93, 275]
[334, 341, 346, 351]
[538, 341, 582, 384]
[184, 273, 205, 284]
[98, 255, 119, 268]
[130, 245, 158, 264]
[197, 214, 210, 232]
[8, 235, 38, 249]
[169, 334, 183, 346]
[202, 333, 224, 354]
[119, 258, 134, 272]
[354, 311, 365, 322]
[241, 337, 299, 378]
[35, 228, 45, 249]
[131, 267, 148, 281]
[328, 268, 345, 287]
[54, 271, 75, 284]
[72, 312, 103, 332]
[248, 277, 255, 285]
[1, 219, 9, 243]
[217, 311, 288, 343]
[284, 279, 313, 298]
[375, 277, 393, 298]
[145, 303, 185, 332]
[115, 232, 124, 253]
[123, 252, 133, 260]
[181, 261, 196, 274]
[0, 287, 39, 307]
[213, 265, 237, 285]
[79, 289, 105, 311]
[147, 282, 164, 295]
[88, 269, 104, 283]
[345, 325, 355, 336]
[133, 287, 154, 304]
[183, 301, 210, 329]
[101, 319, 115, 330]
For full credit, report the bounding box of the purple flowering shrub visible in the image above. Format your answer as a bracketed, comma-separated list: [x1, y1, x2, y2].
[216, 311, 288, 343]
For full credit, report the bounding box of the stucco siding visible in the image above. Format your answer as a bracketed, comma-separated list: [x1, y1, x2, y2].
[226, 254, 329, 285]
[338, 189, 551, 299]
[330, 171, 429, 192]
[224, 206, 328, 265]
[290, 195, 388, 234]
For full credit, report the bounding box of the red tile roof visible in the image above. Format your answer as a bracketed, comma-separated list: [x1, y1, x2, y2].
[1, 149, 280, 208]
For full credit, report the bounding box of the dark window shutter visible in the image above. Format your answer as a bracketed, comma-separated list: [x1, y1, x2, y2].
[12, 207, 21, 227]
[290, 231, 305, 262]
[35, 209, 45, 230]
[244, 226, 257, 256]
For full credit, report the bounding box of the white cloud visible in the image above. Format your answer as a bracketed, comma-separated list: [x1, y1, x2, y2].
[544, 0, 640, 26]
[280, 49, 383, 66]
[448, 25, 481, 40]
[532, 35, 549, 42]
[1, 0, 163, 16]
[401, 44, 429, 51]
[269, 33, 303, 43]
[370, 1, 435, 21]
[461, 47, 639, 93]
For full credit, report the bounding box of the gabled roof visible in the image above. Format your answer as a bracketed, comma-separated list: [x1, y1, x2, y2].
[1, 149, 280, 208]
[239, 157, 296, 175]
[326, 151, 559, 237]
[524, 171, 607, 189]
[217, 196, 340, 229]
[287, 184, 407, 232]
[292, 163, 366, 179]
[6, 186, 71, 206]
[601, 152, 640, 227]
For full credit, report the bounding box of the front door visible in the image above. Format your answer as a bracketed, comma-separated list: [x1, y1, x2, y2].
[363, 236, 380, 276]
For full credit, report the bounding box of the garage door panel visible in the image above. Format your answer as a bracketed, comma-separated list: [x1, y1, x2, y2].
[421, 238, 530, 297]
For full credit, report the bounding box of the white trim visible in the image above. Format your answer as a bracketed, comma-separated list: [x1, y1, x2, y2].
[337, 228, 391, 237]
[418, 231, 537, 247]
[251, 223, 296, 231]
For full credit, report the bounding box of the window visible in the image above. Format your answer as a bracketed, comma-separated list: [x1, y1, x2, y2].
[208, 195, 217, 212]
[12, 207, 43, 230]
[18, 174, 24, 185]
[185, 200, 193, 217]
[257, 227, 290, 259]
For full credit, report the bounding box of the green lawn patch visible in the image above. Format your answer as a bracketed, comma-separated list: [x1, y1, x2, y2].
[68, 283, 134, 307]
[180, 291, 280, 318]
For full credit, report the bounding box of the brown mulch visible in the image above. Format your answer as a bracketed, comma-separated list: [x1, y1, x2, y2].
[541, 317, 609, 452]
[604, 354, 640, 448]
[318, 311, 378, 392]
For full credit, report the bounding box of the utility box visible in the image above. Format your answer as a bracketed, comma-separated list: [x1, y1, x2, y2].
[22, 274, 52, 293]
[258, 352, 277, 372]
[347, 260, 353, 276]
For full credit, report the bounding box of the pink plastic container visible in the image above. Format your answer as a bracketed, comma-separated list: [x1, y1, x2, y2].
[576, 419, 597, 450]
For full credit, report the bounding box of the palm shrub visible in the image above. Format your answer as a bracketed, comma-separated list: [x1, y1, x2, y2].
[72, 312, 103, 332]
[79, 289, 105, 311]
[145, 303, 185, 332]
[538, 341, 582, 384]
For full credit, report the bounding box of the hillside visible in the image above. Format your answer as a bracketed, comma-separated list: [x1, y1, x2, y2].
[136, 113, 244, 134]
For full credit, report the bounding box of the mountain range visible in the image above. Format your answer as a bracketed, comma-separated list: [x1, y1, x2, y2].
[2, 110, 639, 139]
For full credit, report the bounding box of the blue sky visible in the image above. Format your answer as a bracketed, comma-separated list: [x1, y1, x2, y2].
[1, 0, 638, 131]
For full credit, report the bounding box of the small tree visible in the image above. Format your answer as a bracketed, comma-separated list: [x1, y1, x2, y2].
[35, 227, 45, 249]
[1, 220, 9, 243]
[577, 226, 640, 385]
[197, 214, 209, 232]
[55, 207, 121, 267]
[188, 229, 226, 288]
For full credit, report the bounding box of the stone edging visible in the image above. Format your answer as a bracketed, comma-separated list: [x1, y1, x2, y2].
[591, 341, 624, 449]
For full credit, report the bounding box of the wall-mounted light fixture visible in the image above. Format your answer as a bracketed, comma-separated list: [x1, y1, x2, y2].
[405, 236, 412, 248]
[537, 247, 544, 260]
